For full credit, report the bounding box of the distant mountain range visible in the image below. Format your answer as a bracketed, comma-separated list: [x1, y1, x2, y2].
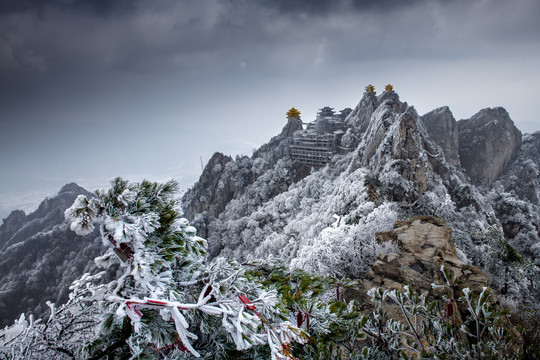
[0, 183, 105, 327]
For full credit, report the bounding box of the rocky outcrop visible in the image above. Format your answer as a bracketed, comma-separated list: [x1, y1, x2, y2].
[358, 103, 434, 202]
[346, 92, 379, 135]
[182, 152, 234, 220]
[280, 117, 303, 137]
[421, 106, 460, 166]
[182, 138, 312, 229]
[344, 216, 522, 355]
[365, 216, 488, 296]
[458, 107, 522, 187]
[389, 109, 432, 199]
[346, 216, 489, 327]
[377, 90, 406, 114]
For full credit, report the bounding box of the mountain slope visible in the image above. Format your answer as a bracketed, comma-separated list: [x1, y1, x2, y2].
[183, 89, 540, 304]
[0, 183, 104, 327]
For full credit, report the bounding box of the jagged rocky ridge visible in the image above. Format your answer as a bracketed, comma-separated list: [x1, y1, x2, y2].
[183, 89, 540, 304]
[0, 184, 105, 327]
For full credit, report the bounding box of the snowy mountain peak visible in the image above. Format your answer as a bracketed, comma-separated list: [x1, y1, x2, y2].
[345, 91, 380, 133]
[0, 183, 102, 327]
[354, 103, 438, 203]
[59, 182, 87, 195]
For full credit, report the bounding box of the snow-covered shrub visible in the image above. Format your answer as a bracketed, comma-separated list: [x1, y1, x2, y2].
[358, 268, 522, 360]
[292, 202, 398, 278]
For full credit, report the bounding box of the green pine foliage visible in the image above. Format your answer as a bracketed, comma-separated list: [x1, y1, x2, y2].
[64, 178, 310, 359]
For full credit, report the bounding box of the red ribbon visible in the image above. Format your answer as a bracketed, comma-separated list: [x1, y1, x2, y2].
[238, 294, 257, 311]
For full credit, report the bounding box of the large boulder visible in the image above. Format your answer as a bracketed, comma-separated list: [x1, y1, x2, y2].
[360, 216, 488, 298]
[458, 107, 522, 187]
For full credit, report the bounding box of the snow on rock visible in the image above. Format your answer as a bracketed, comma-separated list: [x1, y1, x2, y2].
[346, 91, 379, 130]
[356, 102, 440, 203]
[496, 131, 540, 205]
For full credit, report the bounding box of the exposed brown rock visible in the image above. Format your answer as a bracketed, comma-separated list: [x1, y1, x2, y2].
[364, 216, 487, 297]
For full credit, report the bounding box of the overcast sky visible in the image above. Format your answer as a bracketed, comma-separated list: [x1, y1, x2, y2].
[1, 0, 539, 220]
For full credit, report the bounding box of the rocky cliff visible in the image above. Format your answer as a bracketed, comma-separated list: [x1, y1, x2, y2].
[421, 106, 460, 167]
[182, 152, 234, 220]
[357, 103, 439, 202]
[458, 107, 522, 187]
[182, 121, 311, 240]
[496, 131, 540, 205]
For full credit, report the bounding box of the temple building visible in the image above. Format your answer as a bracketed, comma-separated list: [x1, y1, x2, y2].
[289, 106, 347, 166]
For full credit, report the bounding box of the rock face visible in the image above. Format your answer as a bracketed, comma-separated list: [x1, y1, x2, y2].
[357, 100, 438, 203]
[346, 92, 379, 136]
[458, 107, 522, 187]
[364, 216, 488, 296]
[182, 152, 234, 220]
[421, 106, 460, 166]
[280, 117, 303, 137]
[388, 108, 432, 200]
[496, 131, 540, 205]
[182, 134, 312, 242]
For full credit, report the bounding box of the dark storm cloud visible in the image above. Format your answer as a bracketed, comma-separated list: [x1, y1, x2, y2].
[1, 0, 540, 110]
[255, 0, 422, 16]
[0, 0, 134, 16]
[2, 0, 539, 79]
